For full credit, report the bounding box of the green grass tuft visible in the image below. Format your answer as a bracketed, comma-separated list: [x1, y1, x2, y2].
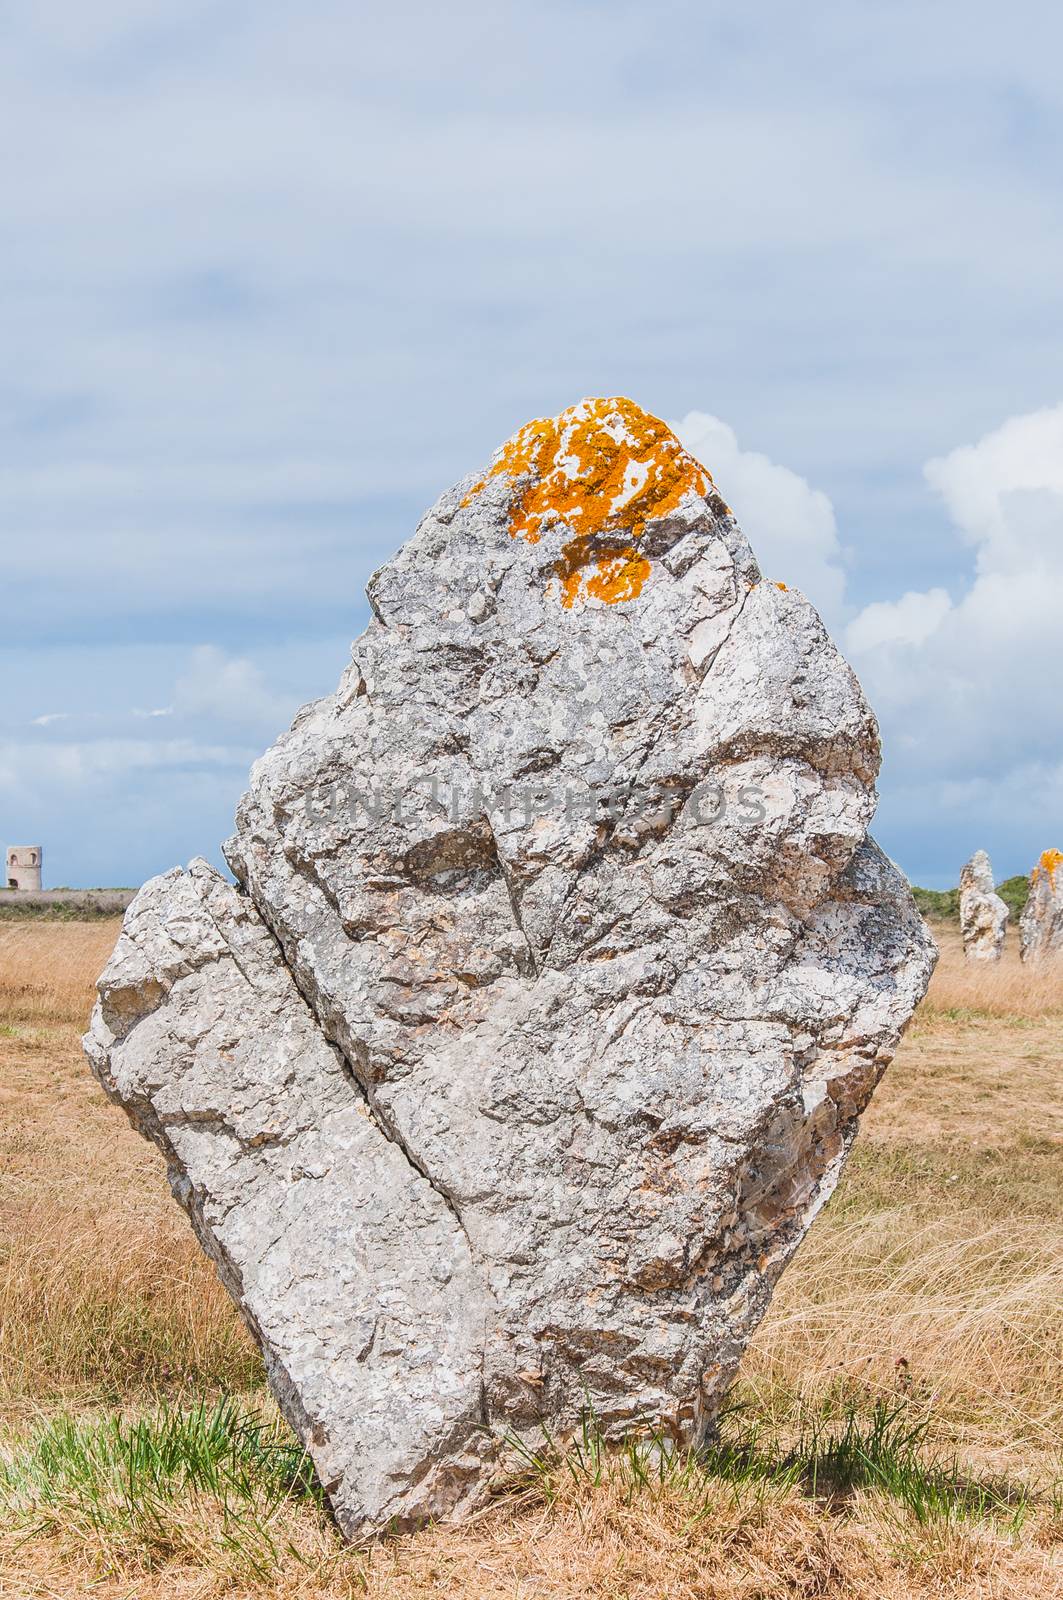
[705, 1396, 1029, 1530]
[503, 1396, 1032, 1533]
[0, 1397, 322, 1576]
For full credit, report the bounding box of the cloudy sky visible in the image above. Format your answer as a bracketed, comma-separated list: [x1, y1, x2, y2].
[3, 0, 1062, 889]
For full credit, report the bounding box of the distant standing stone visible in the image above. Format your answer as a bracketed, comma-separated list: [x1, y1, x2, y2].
[958, 850, 1009, 961]
[1020, 849, 1063, 962]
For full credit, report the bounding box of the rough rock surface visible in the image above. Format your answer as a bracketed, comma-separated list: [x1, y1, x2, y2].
[1020, 848, 1063, 962]
[86, 398, 936, 1541]
[959, 849, 1009, 961]
[85, 862, 487, 1531]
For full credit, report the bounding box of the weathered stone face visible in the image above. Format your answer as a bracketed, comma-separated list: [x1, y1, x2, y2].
[1020, 848, 1063, 962]
[959, 849, 1009, 961]
[85, 398, 936, 1542]
[84, 863, 490, 1531]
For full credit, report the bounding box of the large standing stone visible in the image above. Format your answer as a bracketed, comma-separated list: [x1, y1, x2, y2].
[959, 849, 1009, 961]
[86, 398, 936, 1542]
[1020, 848, 1063, 962]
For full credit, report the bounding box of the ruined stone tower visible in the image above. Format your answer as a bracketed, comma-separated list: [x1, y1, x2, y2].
[6, 846, 42, 891]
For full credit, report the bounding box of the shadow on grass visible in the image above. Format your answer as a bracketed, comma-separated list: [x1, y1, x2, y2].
[504, 1394, 1037, 1535]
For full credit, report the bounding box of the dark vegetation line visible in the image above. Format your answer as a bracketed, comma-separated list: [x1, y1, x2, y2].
[912, 876, 1029, 923]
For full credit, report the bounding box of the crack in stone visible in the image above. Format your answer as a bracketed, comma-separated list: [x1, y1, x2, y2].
[228, 849, 487, 1283]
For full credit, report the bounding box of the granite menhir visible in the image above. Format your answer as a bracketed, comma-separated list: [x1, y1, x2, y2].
[86, 398, 936, 1540]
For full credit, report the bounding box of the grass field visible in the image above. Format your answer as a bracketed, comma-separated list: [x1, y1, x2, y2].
[0, 917, 1060, 1597]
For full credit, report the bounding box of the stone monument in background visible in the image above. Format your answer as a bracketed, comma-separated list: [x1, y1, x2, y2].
[1020, 849, 1063, 962]
[958, 849, 1008, 961]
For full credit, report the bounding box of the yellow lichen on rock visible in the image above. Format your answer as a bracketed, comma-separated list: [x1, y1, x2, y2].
[1032, 847, 1063, 885]
[465, 397, 712, 607]
[554, 535, 651, 607]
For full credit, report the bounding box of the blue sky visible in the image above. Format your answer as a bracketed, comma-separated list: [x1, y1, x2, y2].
[3, 0, 1062, 889]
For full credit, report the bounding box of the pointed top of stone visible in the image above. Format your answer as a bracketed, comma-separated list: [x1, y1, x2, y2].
[1021, 848, 1063, 962]
[960, 849, 995, 896]
[448, 395, 728, 610]
[959, 849, 1008, 961]
[1032, 847, 1063, 887]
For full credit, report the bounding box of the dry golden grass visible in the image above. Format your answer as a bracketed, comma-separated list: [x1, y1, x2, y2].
[919, 923, 1063, 1024]
[744, 923, 1063, 1477]
[0, 919, 120, 1027]
[0, 916, 1060, 1598]
[0, 921, 259, 1414]
[5, 1473, 1062, 1600]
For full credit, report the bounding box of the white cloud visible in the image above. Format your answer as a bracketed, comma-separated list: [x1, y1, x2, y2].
[5, 1, 1063, 652]
[0, 736, 257, 794]
[0, 635, 350, 886]
[672, 412, 848, 624]
[173, 645, 298, 732]
[845, 587, 952, 652]
[844, 405, 1063, 867]
[924, 404, 1063, 564]
[4, 1, 1063, 883]
[30, 711, 70, 726]
[671, 402, 1063, 875]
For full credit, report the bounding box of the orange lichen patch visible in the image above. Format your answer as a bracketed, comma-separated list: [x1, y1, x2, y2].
[465, 397, 712, 607]
[1032, 847, 1063, 886]
[775, 581, 788, 591]
[554, 537, 652, 608]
